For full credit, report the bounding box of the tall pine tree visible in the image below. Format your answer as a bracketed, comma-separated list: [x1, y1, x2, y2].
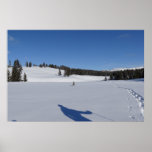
[26, 61, 29, 67]
[11, 60, 22, 81]
[29, 62, 32, 67]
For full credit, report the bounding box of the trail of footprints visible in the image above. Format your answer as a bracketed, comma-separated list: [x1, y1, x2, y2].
[113, 83, 144, 121]
[127, 89, 144, 121]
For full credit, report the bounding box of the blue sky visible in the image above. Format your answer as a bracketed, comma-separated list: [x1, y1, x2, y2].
[8, 30, 144, 70]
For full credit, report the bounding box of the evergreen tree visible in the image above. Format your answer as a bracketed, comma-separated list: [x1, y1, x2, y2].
[29, 62, 32, 67]
[11, 59, 22, 81]
[58, 68, 62, 76]
[26, 61, 29, 67]
[64, 68, 71, 77]
[40, 64, 42, 67]
[43, 62, 45, 67]
[23, 73, 27, 82]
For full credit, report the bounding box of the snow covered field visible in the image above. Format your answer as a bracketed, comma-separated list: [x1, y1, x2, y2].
[8, 78, 144, 122]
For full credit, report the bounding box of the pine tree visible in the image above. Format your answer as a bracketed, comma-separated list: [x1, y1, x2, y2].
[43, 62, 45, 67]
[26, 62, 29, 67]
[64, 68, 71, 77]
[29, 62, 32, 67]
[11, 59, 22, 81]
[58, 68, 62, 76]
[23, 73, 27, 82]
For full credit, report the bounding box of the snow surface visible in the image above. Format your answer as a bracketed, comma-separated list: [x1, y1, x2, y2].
[8, 79, 144, 122]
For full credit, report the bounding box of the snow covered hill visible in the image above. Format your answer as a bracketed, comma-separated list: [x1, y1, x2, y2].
[8, 67, 106, 82]
[111, 66, 144, 71]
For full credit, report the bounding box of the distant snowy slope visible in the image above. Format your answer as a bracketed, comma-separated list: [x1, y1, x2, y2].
[8, 67, 105, 82]
[111, 66, 144, 71]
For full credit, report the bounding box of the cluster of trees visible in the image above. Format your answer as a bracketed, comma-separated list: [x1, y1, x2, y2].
[109, 68, 144, 80]
[39, 62, 48, 67]
[48, 64, 59, 69]
[8, 60, 27, 82]
[38, 62, 59, 69]
[26, 62, 32, 67]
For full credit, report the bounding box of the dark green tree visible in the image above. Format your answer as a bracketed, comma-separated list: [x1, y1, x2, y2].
[39, 64, 43, 68]
[29, 62, 32, 67]
[26, 62, 29, 67]
[43, 62, 46, 67]
[64, 68, 71, 77]
[11, 59, 22, 81]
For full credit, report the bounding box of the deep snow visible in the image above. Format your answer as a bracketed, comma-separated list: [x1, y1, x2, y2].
[8, 80, 144, 122]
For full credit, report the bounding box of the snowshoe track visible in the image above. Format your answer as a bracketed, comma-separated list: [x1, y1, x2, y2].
[127, 89, 144, 116]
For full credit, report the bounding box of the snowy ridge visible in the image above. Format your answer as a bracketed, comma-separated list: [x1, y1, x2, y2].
[111, 66, 144, 71]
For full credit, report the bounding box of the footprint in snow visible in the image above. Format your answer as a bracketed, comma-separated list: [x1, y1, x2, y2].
[129, 115, 136, 120]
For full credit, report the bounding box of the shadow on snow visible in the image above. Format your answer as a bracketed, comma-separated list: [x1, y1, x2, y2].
[58, 104, 92, 121]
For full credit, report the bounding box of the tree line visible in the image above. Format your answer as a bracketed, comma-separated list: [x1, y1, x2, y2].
[25, 61, 60, 69]
[109, 68, 144, 80]
[63, 67, 110, 77]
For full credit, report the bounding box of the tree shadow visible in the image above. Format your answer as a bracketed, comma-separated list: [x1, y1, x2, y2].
[58, 104, 92, 121]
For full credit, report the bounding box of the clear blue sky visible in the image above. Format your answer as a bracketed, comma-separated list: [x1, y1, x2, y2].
[8, 30, 144, 70]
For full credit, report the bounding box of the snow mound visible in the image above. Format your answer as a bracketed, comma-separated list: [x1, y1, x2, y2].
[8, 67, 105, 82]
